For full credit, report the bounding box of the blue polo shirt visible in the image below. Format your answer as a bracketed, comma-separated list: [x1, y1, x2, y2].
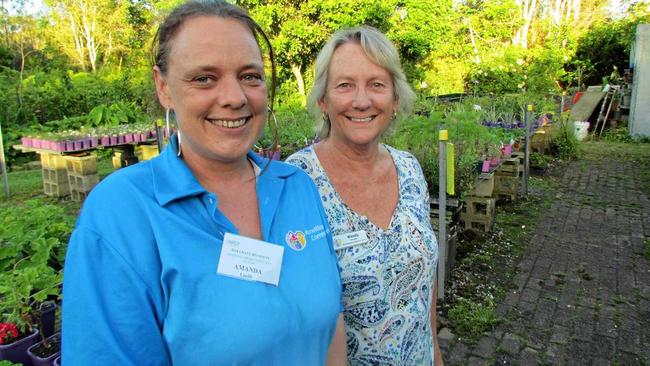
[62, 138, 342, 365]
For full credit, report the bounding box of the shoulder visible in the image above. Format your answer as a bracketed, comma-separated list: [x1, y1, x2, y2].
[88, 161, 153, 202]
[76, 161, 155, 229]
[284, 146, 317, 171]
[385, 144, 421, 171]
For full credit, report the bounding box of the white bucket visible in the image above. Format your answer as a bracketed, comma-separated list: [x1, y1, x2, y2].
[574, 121, 590, 141]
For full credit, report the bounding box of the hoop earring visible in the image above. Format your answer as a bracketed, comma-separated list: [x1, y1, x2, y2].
[268, 106, 279, 130]
[176, 131, 182, 157]
[166, 108, 181, 157]
[165, 108, 171, 138]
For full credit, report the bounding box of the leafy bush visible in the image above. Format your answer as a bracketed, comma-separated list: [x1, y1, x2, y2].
[447, 298, 499, 338]
[550, 120, 579, 159]
[0, 199, 72, 333]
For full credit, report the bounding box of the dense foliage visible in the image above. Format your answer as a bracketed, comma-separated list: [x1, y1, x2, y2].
[0, 0, 647, 166]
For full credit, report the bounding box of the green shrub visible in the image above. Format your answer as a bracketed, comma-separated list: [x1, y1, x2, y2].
[0, 199, 71, 333]
[551, 120, 579, 159]
[447, 298, 499, 338]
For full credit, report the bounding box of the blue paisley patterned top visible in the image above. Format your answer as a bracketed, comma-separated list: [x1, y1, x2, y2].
[286, 144, 438, 366]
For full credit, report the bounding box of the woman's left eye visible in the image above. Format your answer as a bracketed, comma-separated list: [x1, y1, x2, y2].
[242, 74, 263, 82]
[371, 82, 385, 88]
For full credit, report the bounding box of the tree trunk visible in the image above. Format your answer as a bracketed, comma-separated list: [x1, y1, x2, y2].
[291, 63, 306, 106]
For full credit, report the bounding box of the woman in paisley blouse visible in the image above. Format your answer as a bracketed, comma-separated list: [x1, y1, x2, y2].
[286, 26, 443, 365]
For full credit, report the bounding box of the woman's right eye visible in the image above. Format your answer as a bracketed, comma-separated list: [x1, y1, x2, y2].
[336, 82, 351, 89]
[193, 76, 213, 84]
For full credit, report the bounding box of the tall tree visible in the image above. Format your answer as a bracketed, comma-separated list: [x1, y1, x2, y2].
[45, 0, 130, 71]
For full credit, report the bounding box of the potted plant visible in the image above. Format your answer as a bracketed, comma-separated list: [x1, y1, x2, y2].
[27, 332, 60, 366]
[0, 203, 65, 366]
[0, 322, 40, 365]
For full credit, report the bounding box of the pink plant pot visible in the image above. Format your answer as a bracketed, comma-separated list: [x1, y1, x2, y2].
[21, 137, 33, 147]
[133, 134, 141, 143]
[73, 140, 84, 151]
[117, 135, 126, 145]
[125, 133, 134, 143]
[53, 142, 65, 152]
[502, 145, 512, 156]
[65, 141, 74, 151]
[101, 136, 110, 146]
[110, 136, 118, 145]
[481, 160, 491, 173]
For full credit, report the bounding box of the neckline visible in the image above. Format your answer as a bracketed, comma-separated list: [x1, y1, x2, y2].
[308, 144, 402, 232]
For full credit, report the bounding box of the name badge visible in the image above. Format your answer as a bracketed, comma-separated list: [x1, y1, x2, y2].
[333, 230, 369, 251]
[217, 233, 284, 286]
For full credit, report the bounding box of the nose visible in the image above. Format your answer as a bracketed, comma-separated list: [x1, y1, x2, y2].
[218, 76, 247, 109]
[352, 87, 371, 110]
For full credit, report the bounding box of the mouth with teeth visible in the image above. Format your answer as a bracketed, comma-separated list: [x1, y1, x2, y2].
[207, 117, 250, 129]
[347, 115, 376, 122]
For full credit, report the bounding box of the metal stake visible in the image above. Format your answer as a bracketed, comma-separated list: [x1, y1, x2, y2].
[0, 120, 10, 198]
[437, 129, 448, 300]
[523, 105, 533, 196]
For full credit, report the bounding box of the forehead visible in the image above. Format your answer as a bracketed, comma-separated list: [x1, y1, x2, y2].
[168, 16, 263, 70]
[328, 42, 390, 80]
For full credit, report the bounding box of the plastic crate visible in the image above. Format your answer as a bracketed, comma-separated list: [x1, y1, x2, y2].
[68, 173, 100, 192]
[64, 154, 98, 175]
[42, 168, 69, 184]
[462, 196, 496, 217]
[43, 181, 70, 197]
[112, 151, 123, 169]
[468, 173, 494, 198]
[70, 190, 88, 202]
[139, 145, 159, 161]
[40, 153, 67, 170]
[460, 213, 494, 232]
[495, 175, 519, 195]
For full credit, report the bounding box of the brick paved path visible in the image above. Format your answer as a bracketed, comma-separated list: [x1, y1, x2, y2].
[439, 146, 650, 365]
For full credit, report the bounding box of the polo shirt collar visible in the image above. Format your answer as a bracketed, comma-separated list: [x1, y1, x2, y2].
[151, 136, 297, 206]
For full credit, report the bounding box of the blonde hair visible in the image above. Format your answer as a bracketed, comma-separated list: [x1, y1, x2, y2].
[308, 25, 415, 139]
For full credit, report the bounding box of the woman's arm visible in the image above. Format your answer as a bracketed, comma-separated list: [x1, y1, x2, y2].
[326, 314, 347, 366]
[431, 275, 444, 366]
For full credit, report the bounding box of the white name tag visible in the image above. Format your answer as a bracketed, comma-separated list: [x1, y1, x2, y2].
[217, 233, 284, 286]
[333, 230, 369, 251]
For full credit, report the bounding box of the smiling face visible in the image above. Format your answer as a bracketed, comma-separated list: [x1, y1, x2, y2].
[153, 16, 267, 165]
[319, 42, 397, 149]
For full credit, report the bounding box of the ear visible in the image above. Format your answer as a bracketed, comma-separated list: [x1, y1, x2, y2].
[153, 65, 172, 109]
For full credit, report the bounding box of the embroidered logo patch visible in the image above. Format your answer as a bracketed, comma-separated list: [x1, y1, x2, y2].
[285, 231, 307, 251]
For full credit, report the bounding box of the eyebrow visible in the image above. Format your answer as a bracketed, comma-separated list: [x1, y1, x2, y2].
[184, 62, 265, 74]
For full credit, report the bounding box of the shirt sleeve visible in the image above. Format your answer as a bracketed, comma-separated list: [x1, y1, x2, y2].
[62, 226, 171, 366]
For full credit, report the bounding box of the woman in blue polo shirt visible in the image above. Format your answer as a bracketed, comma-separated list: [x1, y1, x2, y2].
[61, 1, 345, 365]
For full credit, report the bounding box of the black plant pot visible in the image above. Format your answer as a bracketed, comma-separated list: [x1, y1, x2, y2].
[27, 332, 61, 366]
[37, 302, 58, 338]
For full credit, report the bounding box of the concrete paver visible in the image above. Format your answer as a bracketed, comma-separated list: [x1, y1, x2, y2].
[439, 146, 650, 365]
